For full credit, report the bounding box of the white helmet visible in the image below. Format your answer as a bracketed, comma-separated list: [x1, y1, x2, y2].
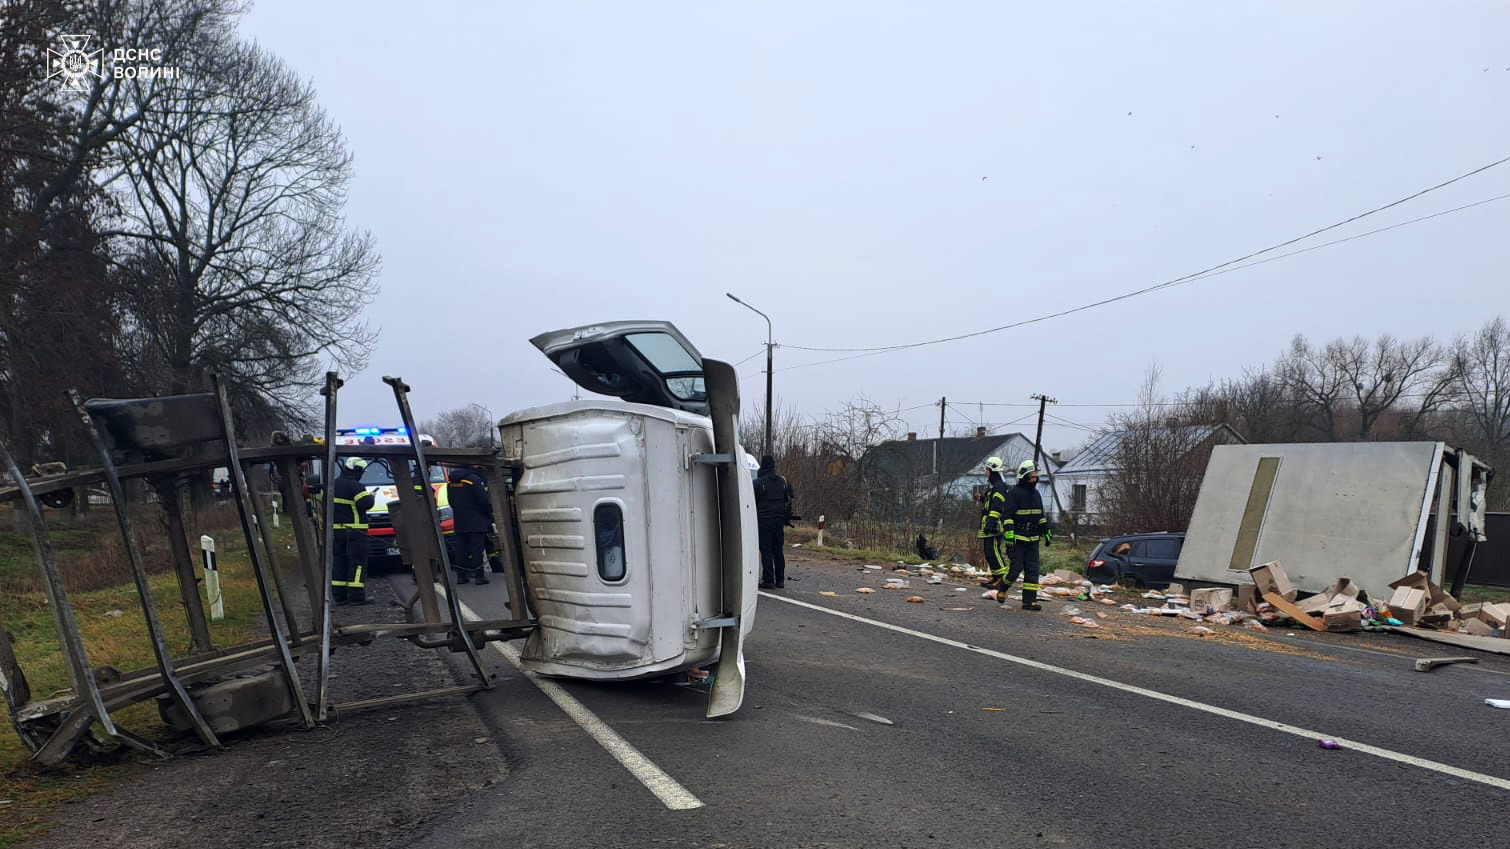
[1016, 460, 1038, 480]
[984, 456, 1005, 473]
[344, 457, 370, 474]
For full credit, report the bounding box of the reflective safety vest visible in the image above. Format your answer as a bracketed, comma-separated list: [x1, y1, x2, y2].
[1002, 480, 1048, 542]
[332, 472, 375, 530]
[978, 479, 1009, 538]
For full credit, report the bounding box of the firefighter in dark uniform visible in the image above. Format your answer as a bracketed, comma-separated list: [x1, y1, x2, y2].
[1001, 459, 1052, 610]
[754, 455, 794, 589]
[331, 458, 376, 605]
[447, 465, 495, 585]
[977, 457, 1012, 602]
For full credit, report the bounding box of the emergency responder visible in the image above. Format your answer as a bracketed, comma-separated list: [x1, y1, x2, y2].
[331, 458, 376, 605]
[1000, 459, 1051, 610]
[977, 457, 1012, 602]
[447, 465, 495, 585]
[754, 455, 794, 589]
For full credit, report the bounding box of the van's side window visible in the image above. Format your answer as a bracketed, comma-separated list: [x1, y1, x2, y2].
[594, 503, 626, 581]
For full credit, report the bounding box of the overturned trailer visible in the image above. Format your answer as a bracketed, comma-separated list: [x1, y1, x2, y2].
[0, 319, 756, 766]
[1175, 442, 1493, 601]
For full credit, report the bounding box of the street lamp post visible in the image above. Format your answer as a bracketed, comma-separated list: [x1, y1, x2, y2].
[726, 292, 773, 457]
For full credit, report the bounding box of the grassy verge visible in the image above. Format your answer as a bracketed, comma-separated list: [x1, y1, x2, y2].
[0, 512, 276, 848]
[1454, 584, 1510, 605]
[788, 523, 1095, 577]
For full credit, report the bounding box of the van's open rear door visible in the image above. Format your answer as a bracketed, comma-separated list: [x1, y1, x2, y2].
[703, 357, 753, 718]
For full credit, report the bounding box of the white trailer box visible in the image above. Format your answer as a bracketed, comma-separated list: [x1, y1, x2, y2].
[1175, 442, 1491, 601]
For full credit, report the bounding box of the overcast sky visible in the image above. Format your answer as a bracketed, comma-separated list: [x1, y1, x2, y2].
[239, 1, 1510, 453]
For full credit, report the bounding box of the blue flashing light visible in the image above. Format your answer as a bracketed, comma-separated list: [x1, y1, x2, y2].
[397, 427, 408, 435]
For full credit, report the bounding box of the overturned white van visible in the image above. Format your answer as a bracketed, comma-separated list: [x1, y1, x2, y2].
[499, 322, 759, 717]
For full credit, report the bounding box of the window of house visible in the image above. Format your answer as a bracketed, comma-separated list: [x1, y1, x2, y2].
[1071, 484, 1087, 512]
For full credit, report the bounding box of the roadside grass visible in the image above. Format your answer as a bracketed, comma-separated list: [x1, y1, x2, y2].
[787, 522, 1095, 577]
[1454, 584, 1510, 605]
[0, 509, 276, 848]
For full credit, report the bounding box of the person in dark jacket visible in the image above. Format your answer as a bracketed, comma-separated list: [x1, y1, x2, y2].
[447, 465, 495, 585]
[977, 456, 1012, 603]
[1000, 460, 1051, 610]
[754, 454, 794, 589]
[331, 458, 376, 605]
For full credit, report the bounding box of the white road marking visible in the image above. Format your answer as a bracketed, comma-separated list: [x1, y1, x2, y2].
[762, 592, 1510, 793]
[449, 594, 704, 811]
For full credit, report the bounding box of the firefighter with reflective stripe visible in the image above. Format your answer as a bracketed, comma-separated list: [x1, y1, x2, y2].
[331, 458, 376, 605]
[1000, 459, 1051, 610]
[447, 466, 495, 585]
[977, 456, 1013, 601]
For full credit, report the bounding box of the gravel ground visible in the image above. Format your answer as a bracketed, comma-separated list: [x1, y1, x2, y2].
[28, 575, 507, 849]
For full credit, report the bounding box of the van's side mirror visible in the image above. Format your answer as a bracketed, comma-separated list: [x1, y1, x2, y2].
[306, 472, 323, 494]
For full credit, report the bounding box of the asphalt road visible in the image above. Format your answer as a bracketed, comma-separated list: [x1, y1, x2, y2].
[401, 552, 1510, 849]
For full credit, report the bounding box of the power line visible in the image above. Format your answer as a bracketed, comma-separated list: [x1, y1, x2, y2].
[775, 159, 1510, 367]
[731, 348, 766, 367]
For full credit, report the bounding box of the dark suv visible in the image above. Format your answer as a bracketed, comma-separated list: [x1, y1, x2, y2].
[1085, 533, 1185, 588]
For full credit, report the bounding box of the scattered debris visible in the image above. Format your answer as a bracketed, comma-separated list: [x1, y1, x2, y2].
[863, 564, 882, 571]
[1142, 591, 1166, 600]
[906, 596, 924, 603]
[955, 587, 968, 592]
[981, 707, 1006, 711]
[1319, 739, 1342, 749]
[1068, 617, 1099, 628]
[943, 607, 972, 611]
[982, 590, 999, 600]
[104, 609, 125, 618]
[1414, 656, 1478, 673]
[1060, 605, 1083, 616]
[1096, 612, 1109, 620]
[1189, 626, 1214, 635]
[856, 588, 876, 594]
[855, 712, 894, 725]
[1099, 598, 1118, 606]
[927, 575, 944, 584]
[819, 591, 837, 597]
[1487, 699, 1510, 709]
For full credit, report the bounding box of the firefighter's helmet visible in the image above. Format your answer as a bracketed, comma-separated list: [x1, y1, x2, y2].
[984, 456, 1005, 473]
[1016, 460, 1038, 480]
[344, 457, 369, 474]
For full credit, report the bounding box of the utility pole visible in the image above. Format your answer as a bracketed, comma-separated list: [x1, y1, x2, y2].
[934, 397, 946, 531]
[1031, 393, 1071, 535]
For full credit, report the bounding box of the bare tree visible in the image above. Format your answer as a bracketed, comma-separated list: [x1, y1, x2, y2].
[1096, 367, 1236, 534]
[1277, 333, 1456, 441]
[110, 37, 378, 424]
[1449, 317, 1510, 508]
[421, 404, 497, 449]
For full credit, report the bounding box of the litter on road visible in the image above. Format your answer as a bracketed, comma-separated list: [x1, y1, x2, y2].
[1487, 699, 1510, 709]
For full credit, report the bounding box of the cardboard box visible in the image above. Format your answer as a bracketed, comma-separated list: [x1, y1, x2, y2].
[1249, 561, 1297, 602]
[1460, 602, 1485, 621]
[1323, 595, 1366, 628]
[1386, 586, 1428, 626]
[1480, 603, 1510, 628]
[1299, 593, 1336, 615]
[1462, 618, 1497, 637]
[1190, 588, 1233, 614]
[1236, 585, 1259, 614]
[1323, 608, 1364, 632]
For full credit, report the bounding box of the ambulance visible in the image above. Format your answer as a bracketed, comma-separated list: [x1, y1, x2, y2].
[331, 427, 453, 568]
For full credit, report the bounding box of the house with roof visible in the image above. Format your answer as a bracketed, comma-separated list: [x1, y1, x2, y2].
[862, 427, 1061, 522]
[1052, 423, 1247, 525]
